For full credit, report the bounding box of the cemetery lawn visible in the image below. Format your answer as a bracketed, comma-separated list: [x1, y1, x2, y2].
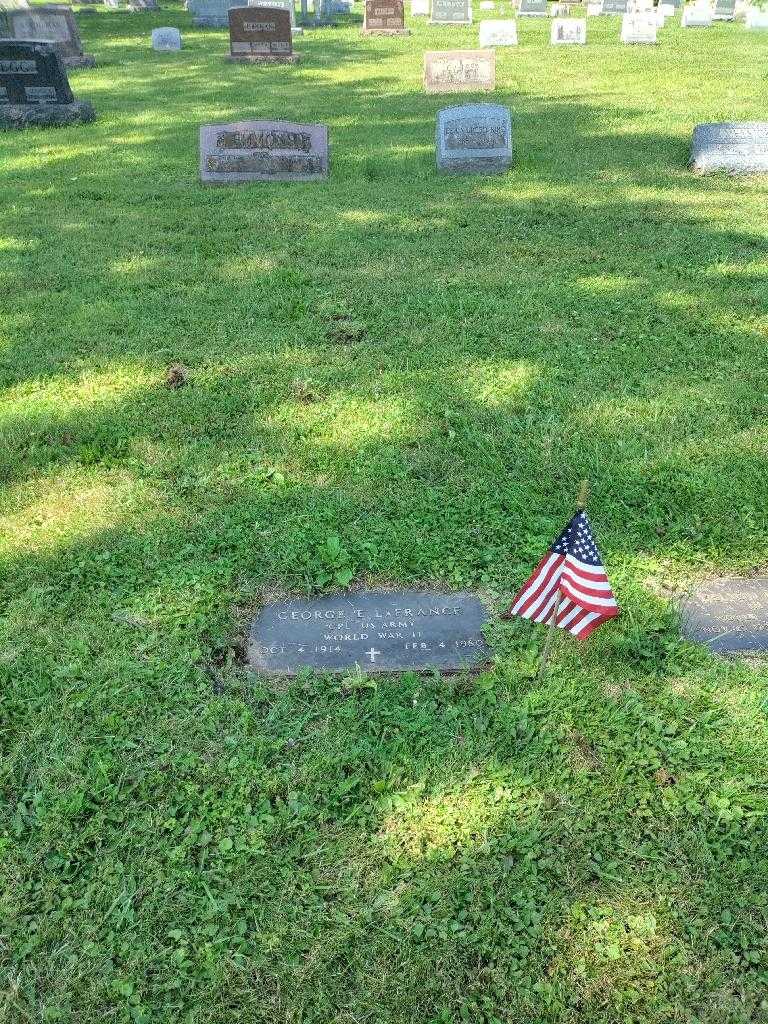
[2, 5, 768, 1022]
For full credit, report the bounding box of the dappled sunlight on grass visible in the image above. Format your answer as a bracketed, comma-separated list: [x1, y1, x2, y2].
[374, 777, 545, 863]
[1, 365, 156, 422]
[0, 470, 150, 557]
[458, 360, 537, 408]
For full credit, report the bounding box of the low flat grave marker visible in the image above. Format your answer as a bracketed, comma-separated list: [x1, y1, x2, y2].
[152, 26, 182, 48]
[518, 0, 548, 14]
[0, 38, 95, 127]
[248, 590, 491, 675]
[200, 118, 328, 183]
[620, 11, 657, 38]
[0, 3, 95, 67]
[436, 101, 512, 173]
[478, 17, 518, 42]
[681, 577, 768, 656]
[424, 48, 495, 92]
[227, 6, 298, 61]
[551, 15, 586, 39]
[430, 0, 472, 24]
[690, 122, 768, 174]
[363, 0, 409, 33]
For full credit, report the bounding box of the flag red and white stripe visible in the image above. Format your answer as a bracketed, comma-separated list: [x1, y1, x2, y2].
[503, 510, 618, 640]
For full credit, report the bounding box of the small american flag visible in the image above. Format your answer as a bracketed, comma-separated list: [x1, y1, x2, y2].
[503, 510, 619, 639]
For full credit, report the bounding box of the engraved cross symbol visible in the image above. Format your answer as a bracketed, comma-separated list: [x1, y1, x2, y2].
[366, 647, 382, 663]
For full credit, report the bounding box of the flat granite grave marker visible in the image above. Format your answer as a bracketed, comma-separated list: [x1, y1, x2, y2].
[249, 0, 302, 34]
[227, 6, 298, 61]
[152, 26, 182, 48]
[518, 0, 548, 14]
[0, 3, 95, 67]
[551, 15, 586, 39]
[430, 0, 472, 23]
[681, 577, 768, 655]
[690, 122, 768, 174]
[620, 11, 657, 38]
[478, 16, 518, 42]
[0, 38, 94, 127]
[200, 118, 328, 183]
[248, 590, 491, 675]
[363, 0, 409, 32]
[436, 101, 512, 173]
[424, 48, 494, 92]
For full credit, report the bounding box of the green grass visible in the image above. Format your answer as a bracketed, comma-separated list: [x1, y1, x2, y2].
[2, 5, 768, 1022]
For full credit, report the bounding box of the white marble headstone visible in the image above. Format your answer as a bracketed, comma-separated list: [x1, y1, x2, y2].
[551, 15, 587, 40]
[152, 26, 182, 49]
[587, 2, 603, 13]
[479, 17, 518, 42]
[620, 11, 657, 37]
[746, 5, 768, 26]
[411, 0, 429, 13]
[682, 4, 712, 24]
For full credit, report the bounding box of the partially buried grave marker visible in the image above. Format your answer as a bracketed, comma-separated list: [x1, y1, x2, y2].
[200, 118, 328, 183]
[363, 0, 409, 33]
[430, 0, 472, 23]
[436, 101, 512, 174]
[0, 38, 95, 127]
[152, 26, 182, 48]
[227, 6, 298, 61]
[479, 18, 518, 43]
[424, 49, 495, 92]
[620, 11, 657, 38]
[0, 3, 95, 67]
[690, 122, 768, 174]
[248, 590, 491, 675]
[681, 577, 768, 656]
[551, 15, 586, 40]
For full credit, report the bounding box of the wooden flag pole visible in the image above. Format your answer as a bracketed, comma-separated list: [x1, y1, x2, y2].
[536, 479, 590, 683]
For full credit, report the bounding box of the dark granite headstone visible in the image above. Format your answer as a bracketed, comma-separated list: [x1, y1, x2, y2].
[0, 39, 95, 127]
[248, 590, 491, 675]
[227, 5, 297, 61]
[691, 123, 768, 175]
[681, 577, 768, 655]
[0, 3, 95, 67]
[199, 118, 328, 183]
[363, 0, 409, 32]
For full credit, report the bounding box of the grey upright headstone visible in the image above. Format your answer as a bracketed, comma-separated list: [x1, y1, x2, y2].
[430, 0, 472, 23]
[152, 26, 182, 47]
[436, 102, 512, 174]
[690, 122, 768, 174]
[188, 0, 237, 25]
[518, 0, 547, 13]
[0, 3, 95, 67]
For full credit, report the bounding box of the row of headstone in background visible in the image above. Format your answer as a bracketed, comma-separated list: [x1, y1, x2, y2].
[0, 38, 94, 126]
[0, 3, 95, 67]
